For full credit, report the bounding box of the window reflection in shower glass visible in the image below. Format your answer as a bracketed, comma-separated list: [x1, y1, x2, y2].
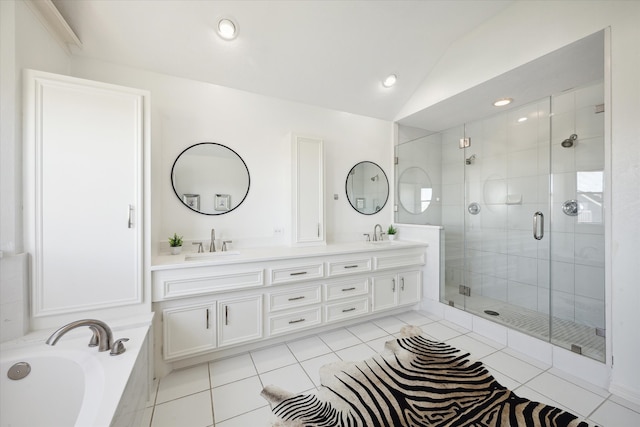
[577, 171, 603, 224]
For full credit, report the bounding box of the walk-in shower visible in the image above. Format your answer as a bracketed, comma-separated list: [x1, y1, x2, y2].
[395, 80, 606, 362]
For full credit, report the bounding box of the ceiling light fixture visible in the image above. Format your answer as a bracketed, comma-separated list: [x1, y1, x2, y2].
[382, 74, 397, 88]
[217, 18, 238, 40]
[517, 117, 528, 123]
[493, 98, 513, 107]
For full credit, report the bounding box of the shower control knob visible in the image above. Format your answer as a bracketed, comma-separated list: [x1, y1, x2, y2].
[467, 202, 481, 215]
[562, 199, 579, 216]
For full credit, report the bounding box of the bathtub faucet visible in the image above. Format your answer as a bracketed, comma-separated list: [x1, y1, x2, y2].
[46, 319, 114, 352]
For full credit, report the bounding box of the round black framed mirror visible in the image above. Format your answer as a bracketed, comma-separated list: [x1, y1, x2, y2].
[345, 161, 389, 215]
[171, 142, 250, 215]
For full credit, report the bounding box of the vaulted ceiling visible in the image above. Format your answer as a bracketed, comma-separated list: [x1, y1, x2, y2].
[51, 0, 514, 121]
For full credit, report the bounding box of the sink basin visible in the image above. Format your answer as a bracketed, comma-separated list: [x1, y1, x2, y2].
[367, 240, 401, 246]
[184, 251, 240, 261]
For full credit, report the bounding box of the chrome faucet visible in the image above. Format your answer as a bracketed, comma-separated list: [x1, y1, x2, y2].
[46, 319, 114, 352]
[210, 228, 216, 252]
[373, 224, 383, 241]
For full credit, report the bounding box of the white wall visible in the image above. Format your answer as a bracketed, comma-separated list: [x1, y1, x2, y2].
[0, 0, 71, 341]
[69, 59, 395, 251]
[399, 0, 640, 404]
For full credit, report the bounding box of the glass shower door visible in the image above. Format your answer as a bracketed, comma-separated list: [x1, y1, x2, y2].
[460, 98, 552, 343]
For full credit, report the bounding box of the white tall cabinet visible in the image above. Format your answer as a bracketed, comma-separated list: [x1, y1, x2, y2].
[291, 134, 325, 245]
[23, 70, 149, 321]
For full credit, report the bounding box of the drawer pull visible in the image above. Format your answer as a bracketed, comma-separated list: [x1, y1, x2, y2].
[342, 307, 356, 313]
[206, 308, 210, 329]
[392, 278, 396, 292]
[288, 296, 305, 301]
[343, 265, 359, 269]
[225, 305, 229, 325]
[290, 271, 308, 276]
[341, 287, 356, 292]
[401, 277, 405, 291]
[288, 318, 306, 324]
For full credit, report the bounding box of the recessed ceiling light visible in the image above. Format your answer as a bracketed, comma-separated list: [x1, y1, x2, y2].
[217, 18, 238, 40]
[382, 74, 397, 88]
[517, 117, 528, 122]
[493, 98, 513, 107]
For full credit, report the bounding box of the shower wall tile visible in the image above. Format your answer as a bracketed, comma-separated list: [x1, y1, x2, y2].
[551, 260, 575, 294]
[551, 111, 575, 144]
[482, 178, 507, 204]
[537, 259, 550, 289]
[507, 281, 538, 311]
[574, 295, 605, 329]
[551, 142, 576, 174]
[482, 205, 507, 229]
[575, 136, 604, 171]
[507, 148, 539, 178]
[575, 81, 604, 108]
[575, 106, 605, 139]
[482, 277, 507, 302]
[574, 264, 605, 300]
[537, 287, 550, 314]
[481, 229, 508, 254]
[442, 161, 464, 185]
[551, 291, 575, 322]
[441, 183, 463, 205]
[574, 233, 605, 267]
[508, 255, 538, 286]
[508, 176, 539, 204]
[507, 230, 538, 258]
[550, 231, 575, 263]
[552, 91, 575, 115]
[480, 154, 507, 182]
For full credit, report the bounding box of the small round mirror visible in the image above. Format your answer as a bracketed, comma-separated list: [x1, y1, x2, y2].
[171, 142, 250, 215]
[345, 161, 389, 215]
[398, 167, 432, 214]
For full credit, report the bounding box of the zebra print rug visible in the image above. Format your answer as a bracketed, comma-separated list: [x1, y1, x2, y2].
[261, 325, 593, 427]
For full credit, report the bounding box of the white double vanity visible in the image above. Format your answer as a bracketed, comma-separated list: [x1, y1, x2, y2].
[152, 241, 427, 368]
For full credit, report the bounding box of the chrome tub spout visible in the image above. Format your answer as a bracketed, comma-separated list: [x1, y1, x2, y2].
[46, 319, 114, 352]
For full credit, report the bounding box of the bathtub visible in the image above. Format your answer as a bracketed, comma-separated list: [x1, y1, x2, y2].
[0, 318, 151, 427]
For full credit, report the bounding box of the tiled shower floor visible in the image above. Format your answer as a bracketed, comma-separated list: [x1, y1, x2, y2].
[142, 310, 638, 427]
[445, 286, 605, 362]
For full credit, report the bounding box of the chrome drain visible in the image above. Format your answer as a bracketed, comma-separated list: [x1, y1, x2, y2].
[484, 310, 500, 316]
[7, 362, 31, 380]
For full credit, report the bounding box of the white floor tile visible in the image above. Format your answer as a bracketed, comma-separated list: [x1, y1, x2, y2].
[259, 364, 315, 395]
[215, 406, 274, 427]
[318, 328, 360, 351]
[156, 364, 210, 404]
[445, 334, 500, 360]
[420, 321, 464, 341]
[212, 376, 266, 423]
[346, 321, 389, 341]
[590, 400, 640, 427]
[525, 372, 606, 417]
[481, 351, 543, 384]
[250, 344, 297, 373]
[209, 353, 257, 388]
[394, 310, 435, 326]
[300, 353, 341, 386]
[364, 334, 396, 354]
[146, 378, 159, 407]
[609, 394, 640, 414]
[286, 335, 332, 361]
[439, 319, 471, 334]
[502, 347, 551, 371]
[487, 368, 522, 391]
[513, 385, 573, 414]
[335, 343, 377, 362]
[151, 390, 212, 427]
[372, 316, 408, 334]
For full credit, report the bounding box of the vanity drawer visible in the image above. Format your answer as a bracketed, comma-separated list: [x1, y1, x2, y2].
[268, 285, 322, 312]
[374, 250, 426, 271]
[153, 269, 265, 300]
[326, 257, 372, 277]
[325, 297, 369, 323]
[268, 307, 322, 336]
[269, 263, 324, 285]
[324, 278, 369, 302]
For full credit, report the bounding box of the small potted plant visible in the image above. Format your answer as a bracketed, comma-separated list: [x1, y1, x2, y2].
[168, 233, 183, 255]
[387, 225, 397, 241]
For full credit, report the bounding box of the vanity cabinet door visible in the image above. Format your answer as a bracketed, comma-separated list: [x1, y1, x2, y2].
[163, 303, 216, 360]
[398, 271, 422, 306]
[371, 274, 398, 312]
[292, 134, 325, 245]
[218, 295, 263, 347]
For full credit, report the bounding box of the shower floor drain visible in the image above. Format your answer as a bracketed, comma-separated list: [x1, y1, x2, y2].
[484, 310, 500, 316]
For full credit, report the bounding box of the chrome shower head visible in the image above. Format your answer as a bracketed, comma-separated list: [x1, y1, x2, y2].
[465, 154, 476, 165]
[370, 174, 378, 181]
[561, 134, 578, 148]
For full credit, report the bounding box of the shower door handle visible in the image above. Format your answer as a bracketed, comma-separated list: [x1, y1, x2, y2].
[533, 211, 544, 240]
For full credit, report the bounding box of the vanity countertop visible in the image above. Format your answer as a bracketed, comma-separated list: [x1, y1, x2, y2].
[151, 240, 428, 271]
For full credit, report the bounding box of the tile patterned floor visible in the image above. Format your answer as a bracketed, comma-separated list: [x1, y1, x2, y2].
[141, 311, 640, 427]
